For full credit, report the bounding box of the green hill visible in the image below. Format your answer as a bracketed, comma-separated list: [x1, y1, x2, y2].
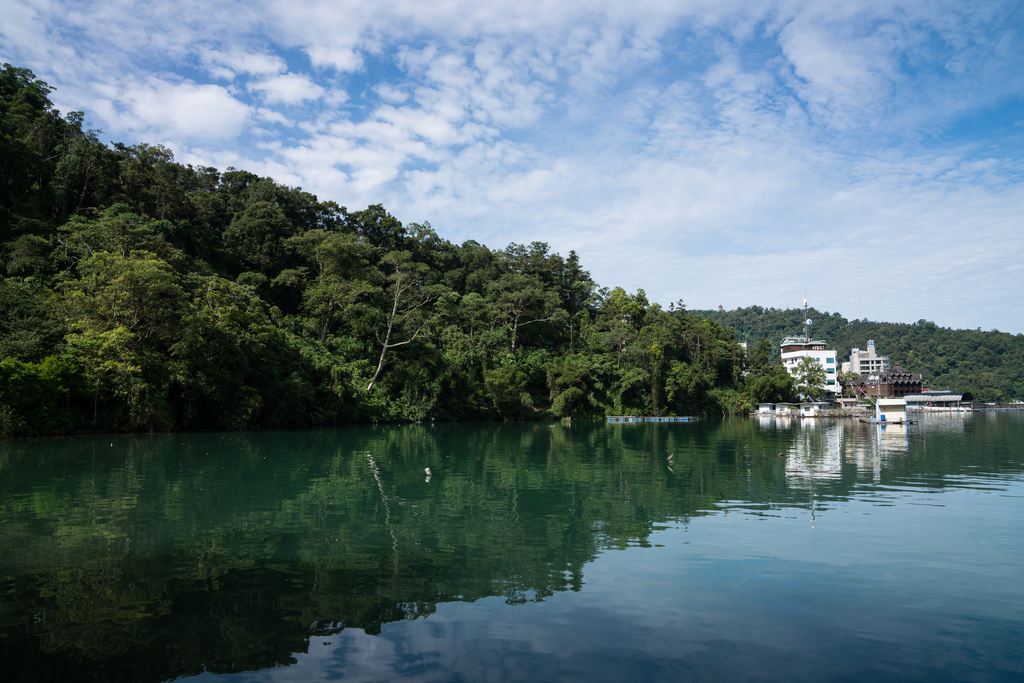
[0, 63, 746, 436]
[693, 306, 1024, 401]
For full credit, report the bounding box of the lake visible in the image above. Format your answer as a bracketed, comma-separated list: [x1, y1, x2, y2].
[1, 413, 1022, 682]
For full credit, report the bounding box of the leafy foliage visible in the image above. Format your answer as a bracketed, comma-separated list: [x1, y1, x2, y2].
[792, 356, 826, 401]
[7, 64, 1011, 434]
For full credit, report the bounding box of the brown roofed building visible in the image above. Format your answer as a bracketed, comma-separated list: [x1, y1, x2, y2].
[845, 365, 923, 398]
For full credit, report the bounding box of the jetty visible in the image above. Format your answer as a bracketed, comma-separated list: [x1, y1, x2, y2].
[606, 416, 699, 423]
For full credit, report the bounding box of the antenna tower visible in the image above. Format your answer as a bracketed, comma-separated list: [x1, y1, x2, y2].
[803, 298, 809, 342]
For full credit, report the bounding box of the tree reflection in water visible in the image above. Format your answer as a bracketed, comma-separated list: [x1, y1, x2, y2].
[1, 416, 1018, 682]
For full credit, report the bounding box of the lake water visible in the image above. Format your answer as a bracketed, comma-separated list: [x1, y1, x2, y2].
[1, 413, 1022, 682]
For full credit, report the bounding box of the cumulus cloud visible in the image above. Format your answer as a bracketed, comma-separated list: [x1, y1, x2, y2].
[200, 48, 287, 78]
[373, 83, 410, 104]
[90, 77, 252, 140]
[255, 107, 294, 126]
[249, 73, 325, 104]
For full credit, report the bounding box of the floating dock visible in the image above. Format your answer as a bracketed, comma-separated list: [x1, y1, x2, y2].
[606, 416, 699, 423]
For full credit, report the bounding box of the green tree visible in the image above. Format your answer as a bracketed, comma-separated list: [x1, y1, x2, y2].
[0, 278, 64, 360]
[367, 251, 444, 391]
[485, 363, 531, 420]
[0, 63, 60, 238]
[0, 356, 84, 435]
[285, 229, 375, 341]
[61, 250, 184, 428]
[223, 201, 294, 272]
[63, 325, 143, 426]
[486, 272, 565, 353]
[746, 338, 773, 376]
[837, 369, 861, 397]
[547, 354, 607, 418]
[793, 356, 826, 401]
[744, 368, 795, 404]
[742, 337, 795, 405]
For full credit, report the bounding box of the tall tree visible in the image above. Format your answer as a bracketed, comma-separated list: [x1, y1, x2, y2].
[367, 251, 444, 391]
[487, 272, 565, 352]
[793, 356, 826, 401]
[223, 201, 294, 272]
[285, 229, 375, 341]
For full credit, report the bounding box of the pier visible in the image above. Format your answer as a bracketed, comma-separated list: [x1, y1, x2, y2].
[606, 416, 700, 423]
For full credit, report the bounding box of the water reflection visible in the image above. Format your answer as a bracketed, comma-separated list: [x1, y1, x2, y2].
[753, 412, 991, 484]
[0, 413, 1021, 682]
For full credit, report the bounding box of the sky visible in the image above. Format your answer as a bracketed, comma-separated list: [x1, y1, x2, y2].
[2, 0, 1023, 333]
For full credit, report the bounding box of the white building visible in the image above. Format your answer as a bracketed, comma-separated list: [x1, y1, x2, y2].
[842, 340, 890, 376]
[780, 335, 839, 401]
[876, 398, 909, 423]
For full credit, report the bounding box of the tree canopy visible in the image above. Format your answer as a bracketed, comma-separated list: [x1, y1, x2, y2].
[1, 63, 1011, 437]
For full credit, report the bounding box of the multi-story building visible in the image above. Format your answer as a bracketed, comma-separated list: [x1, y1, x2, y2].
[780, 335, 839, 401]
[842, 340, 890, 376]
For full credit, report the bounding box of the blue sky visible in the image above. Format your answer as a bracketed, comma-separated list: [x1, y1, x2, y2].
[3, 0, 1023, 332]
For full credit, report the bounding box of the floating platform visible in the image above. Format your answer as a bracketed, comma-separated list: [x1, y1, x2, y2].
[606, 416, 699, 423]
[859, 417, 917, 425]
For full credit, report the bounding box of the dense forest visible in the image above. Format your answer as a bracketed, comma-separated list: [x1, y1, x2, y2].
[694, 306, 1024, 401]
[0, 64, 757, 437]
[1, 64, 1017, 437]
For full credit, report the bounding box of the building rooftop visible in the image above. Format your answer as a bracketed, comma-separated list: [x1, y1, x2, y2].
[780, 335, 831, 353]
[780, 335, 828, 346]
[905, 391, 974, 403]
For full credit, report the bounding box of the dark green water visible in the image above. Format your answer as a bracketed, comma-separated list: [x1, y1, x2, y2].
[1, 414, 1022, 682]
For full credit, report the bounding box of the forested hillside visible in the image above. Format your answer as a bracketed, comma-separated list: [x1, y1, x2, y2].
[5, 64, 1015, 437]
[1, 64, 756, 436]
[694, 306, 1024, 401]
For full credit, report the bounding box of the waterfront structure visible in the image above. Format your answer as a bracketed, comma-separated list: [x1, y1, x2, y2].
[778, 300, 840, 402]
[858, 397, 912, 424]
[905, 391, 973, 412]
[843, 340, 890, 376]
[846, 366, 923, 398]
[799, 402, 824, 417]
[876, 398, 909, 423]
[780, 335, 840, 401]
[606, 416, 699, 423]
[774, 402, 794, 416]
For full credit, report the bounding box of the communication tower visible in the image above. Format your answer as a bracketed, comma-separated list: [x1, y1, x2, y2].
[803, 298, 812, 342]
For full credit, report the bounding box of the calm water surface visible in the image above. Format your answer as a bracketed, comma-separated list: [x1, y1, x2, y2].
[1, 413, 1022, 682]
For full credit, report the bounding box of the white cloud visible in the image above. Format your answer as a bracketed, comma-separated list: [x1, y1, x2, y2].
[90, 77, 251, 140]
[374, 83, 410, 104]
[3, 0, 1023, 331]
[323, 88, 350, 106]
[249, 73, 325, 104]
[200, 48, 287, 78]
[256, 107, 294, 126]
